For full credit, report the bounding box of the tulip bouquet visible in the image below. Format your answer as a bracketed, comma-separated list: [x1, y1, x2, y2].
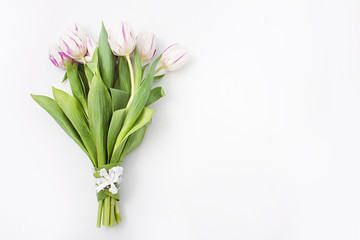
[31, 21, 188, 228]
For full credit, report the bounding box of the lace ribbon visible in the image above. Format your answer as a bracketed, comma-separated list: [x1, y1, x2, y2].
[93, 163, 123, 201]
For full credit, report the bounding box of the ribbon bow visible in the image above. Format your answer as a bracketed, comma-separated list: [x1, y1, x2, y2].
[94, 166, 123, 194]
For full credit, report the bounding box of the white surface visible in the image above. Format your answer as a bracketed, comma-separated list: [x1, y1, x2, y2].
[1, 0, 360, 239]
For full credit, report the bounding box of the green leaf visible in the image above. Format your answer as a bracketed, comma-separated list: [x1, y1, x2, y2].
[119, 126, 147, 162]
[113, 77, 120, 90]
[31, 94, 88, 155]
[154, 74, 165, 82]
[107, 109, 126, 158]
[134, 48, 142, 90]
[118, 56, 131, 93]
[85, 48, 99, 86]
[142, 64, 149, 77]
[78, 71, 89, 97]
[84, 64, 94, 86]
[114, 77, 120, 90]
[92, 47, 99, 63]
[86, 62, 98, 74]
[118, 55, 161, 138]
[146, 87, 165, 106]
[114, 64, 119, 87]
[52, 87, 97, 166]
[62, 72, 68, 83]
[78, 64, 89, 94]
[110, 88, 130, 111]
[111, 107, 156, 163]
[98, 23, 115, 88]
[88, 72, 113, 167]
[66, 61, 87, 111]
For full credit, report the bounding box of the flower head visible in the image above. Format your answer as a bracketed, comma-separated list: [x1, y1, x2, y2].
[136, 31, 157, 60]
[108, 21, 136, 56]
[160, 43, 189, 71]
[68, 23, 88, 38]
[48, 44, 72, 69]
[59, 23, 88, 61]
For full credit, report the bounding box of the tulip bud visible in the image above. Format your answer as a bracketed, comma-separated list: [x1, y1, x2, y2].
[160, 44, 189, 71]
[59, 27, 87, 61]
[108, 21, 136, 56]
[85, 34, 98, 62]
[48, 44, 73, 69]
[136, 32, 157, 60]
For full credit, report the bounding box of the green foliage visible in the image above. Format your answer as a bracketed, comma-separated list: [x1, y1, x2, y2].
[84, 64, 94, 86]
[110, 107, 155, 163]
[84, 48, 99, 87]
[107, 109, 126, 158]
[133, 48, 142, 90]
[52, 87, 97, 166]
[119, 126, 147, 162]
[118, 56, 131, 93]
[110, 88, 130, 111]
[141, 63, 149, 77]
[78, 70, 89, 96]
[118, 55, 161, 138]
[31, 94, 88, 155]
[146, 87, 165, 106]
[88, 72, 113, 167]
[98, 23, 115, 88]
[154, 74, 165, 82]
[62, 72, 67, 83]
[66, 61, 87, 111]
[109, 55, 161, 162]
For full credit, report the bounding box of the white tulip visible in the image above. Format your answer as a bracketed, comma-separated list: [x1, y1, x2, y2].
[48, 44, 73, 69]
[160, 44, 189, 71]
[85, 34, 98, 62]
[136, 31, 157, 60]
[68, 23, 88, 38]
[108, 21, 136, 56]
[59, 25, 87, 61]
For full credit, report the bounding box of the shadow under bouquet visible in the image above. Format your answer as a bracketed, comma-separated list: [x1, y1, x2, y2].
[31, 21, 188, 228]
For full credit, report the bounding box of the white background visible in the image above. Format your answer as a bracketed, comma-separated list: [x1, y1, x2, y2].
[1, 0, 360, 239]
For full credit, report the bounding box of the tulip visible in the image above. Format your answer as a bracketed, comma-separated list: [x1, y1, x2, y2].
[68, 23, 88, 38]
[160, 43, 189, 71]
[108, 21, 136, 56]
[48, 44, 73, 69]
[85, 34, 98, 62]
[59, 27, 87, 62]
[136, 32, 157, 60]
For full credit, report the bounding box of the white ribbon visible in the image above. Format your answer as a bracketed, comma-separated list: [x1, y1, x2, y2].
[94, 166, 123, 194]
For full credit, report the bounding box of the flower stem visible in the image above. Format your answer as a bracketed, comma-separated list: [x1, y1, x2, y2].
[115, 202, 121, 223]
[103, 197, 110, 226]
[97, 200, 103, 228]
[110, 197, 115, 227]
[126, 54, 135, 108]
[81, 56, 87, 64]
[154, 66, 163, 75]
